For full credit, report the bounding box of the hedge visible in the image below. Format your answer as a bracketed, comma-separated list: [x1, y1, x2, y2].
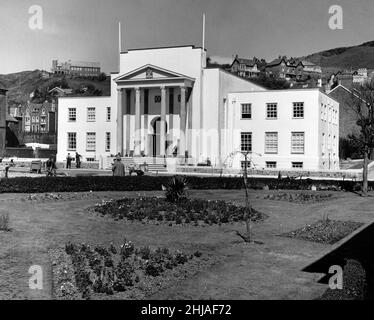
[0, 176, 366, 194]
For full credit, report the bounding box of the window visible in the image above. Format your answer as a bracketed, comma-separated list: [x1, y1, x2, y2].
[67, 133, 77, 150]
[266, 103, 277, 119]
[241, 104, 252, 119]
[86, 132, 96, 151]
[293, 102, 304, 118]
[265, 132, 278, 154]
[87, 107, 96, 122]
[154, 95, 161, 103]
[105, 132, 111, 152]
[86, 158, 95, 162]
[291, 132, 305, 154]
[266, 161, 277, 169]
[292, 162, 303, 169]
[106, 107, 111, 121]
[241, 132, 252, 153]
[68, 108, 76, 121]
[241, 161, 251, 170]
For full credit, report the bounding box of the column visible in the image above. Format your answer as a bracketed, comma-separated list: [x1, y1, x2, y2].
[160, 86, 167, 157]
[116, 88, 123, 155]
[134, 87, 141, 156]
[179, 86, 187, 158]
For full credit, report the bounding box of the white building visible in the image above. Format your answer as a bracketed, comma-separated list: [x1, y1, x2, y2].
[225, 89, 339, 170]
[57, 45, 339, 171]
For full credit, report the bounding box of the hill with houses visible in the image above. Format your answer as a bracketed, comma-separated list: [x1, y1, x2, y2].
[299, 40, 374, 73]
[0, 70, 111, 111]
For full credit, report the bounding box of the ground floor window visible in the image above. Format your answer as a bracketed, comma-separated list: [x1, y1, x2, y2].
[67, 132, 76, 150]
[86, 132, 96, 151]
[86, 157, 95, 162]
[241, 132, 252, 153]
[266, 161, 277, 168]
[105, 132, 111, 152]
[241, 161, 251, 171]
[292, 162, 303, 169]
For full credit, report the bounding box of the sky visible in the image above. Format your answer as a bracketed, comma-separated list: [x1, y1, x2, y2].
[1, 0, 374, 74]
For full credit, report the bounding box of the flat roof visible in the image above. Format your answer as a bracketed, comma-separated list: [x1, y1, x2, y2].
[58, 95, 111, 99]
[120, 44, 206, 54]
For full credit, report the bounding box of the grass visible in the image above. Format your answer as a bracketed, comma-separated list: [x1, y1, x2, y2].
[0, 189, 372, 299]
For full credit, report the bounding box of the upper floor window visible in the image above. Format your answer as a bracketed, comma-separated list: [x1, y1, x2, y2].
[293, 102, 304, 118]
[291, 132, 305, 154]
[87, 107, 96, 122]
[68, 108, 76, 122]
[266, 103, 277, 119]
[241, 132, 252, 153]
[106, 107, 111, 121]
[241, 104, 252, 119]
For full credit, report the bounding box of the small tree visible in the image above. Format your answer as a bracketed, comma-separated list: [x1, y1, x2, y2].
[235, 151, 253, 242]
[348, 82, 374, 196]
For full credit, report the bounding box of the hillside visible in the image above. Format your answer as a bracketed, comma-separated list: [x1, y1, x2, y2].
[0, 70, 111, 109]
[301, 40, 374, 72]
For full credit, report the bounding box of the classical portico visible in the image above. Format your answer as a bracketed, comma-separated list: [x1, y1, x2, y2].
[114, 64, 194, 158]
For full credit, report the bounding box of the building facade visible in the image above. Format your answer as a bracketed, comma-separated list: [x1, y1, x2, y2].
[56, 45, 339, 171]
[225, 89, 339, 170]
[52, 60, 101, 78]
[230, 56, 260, 78]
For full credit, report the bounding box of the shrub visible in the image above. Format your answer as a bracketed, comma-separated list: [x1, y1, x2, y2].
[0, 213, 11, 232]
[164, 176, 188, 203]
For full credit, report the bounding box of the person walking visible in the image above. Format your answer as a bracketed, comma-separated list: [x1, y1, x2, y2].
[66, 153, 72, 169]
[75, 152, 82, 169]
[112, 156, 125, 176]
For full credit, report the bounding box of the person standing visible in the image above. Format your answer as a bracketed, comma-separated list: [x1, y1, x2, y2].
[112, 156, 125, 176]
[66, 153, 72, 169]
[75, 152, 82, 169]
[46, 157, 57, 177]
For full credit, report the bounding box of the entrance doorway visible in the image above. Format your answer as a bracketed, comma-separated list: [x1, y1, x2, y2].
[151, 117, 167, 157]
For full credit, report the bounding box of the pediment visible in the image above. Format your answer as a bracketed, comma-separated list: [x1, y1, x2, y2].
[114, 64, 195, 83]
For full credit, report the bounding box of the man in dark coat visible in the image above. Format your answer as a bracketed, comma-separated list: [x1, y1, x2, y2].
[66, 153, 72, 169]
[112, 157, 125, 176]
[75, 152, 82, 169]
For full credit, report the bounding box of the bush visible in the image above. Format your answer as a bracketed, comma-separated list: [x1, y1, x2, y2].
[0, 175, 361, 194]
[164, 176, 188, 203]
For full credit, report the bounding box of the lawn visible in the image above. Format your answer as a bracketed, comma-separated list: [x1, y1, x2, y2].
[0, 189, 373, 300]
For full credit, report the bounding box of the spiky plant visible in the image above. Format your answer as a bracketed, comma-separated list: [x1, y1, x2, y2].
[164, 176, 188, 203]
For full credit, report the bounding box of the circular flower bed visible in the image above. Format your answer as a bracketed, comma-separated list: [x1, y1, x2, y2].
[93, 197, 267, 225]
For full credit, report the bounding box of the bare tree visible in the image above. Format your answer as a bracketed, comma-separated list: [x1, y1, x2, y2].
[235, 151, 253, 242]
[349, 82, 374, 196]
